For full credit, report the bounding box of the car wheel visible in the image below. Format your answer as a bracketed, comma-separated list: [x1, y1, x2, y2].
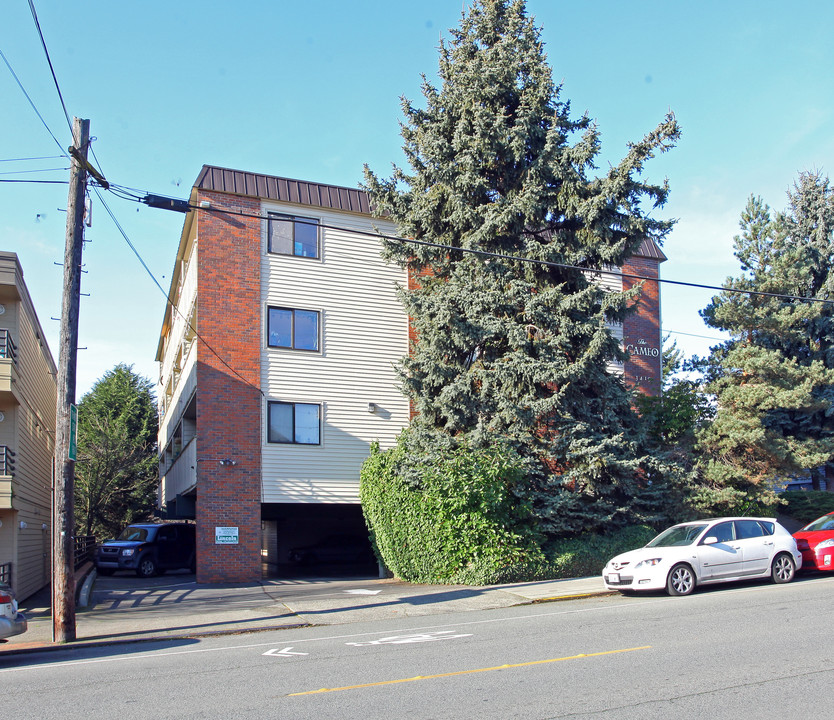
[97, 568, 114, 576]
[666, 563, 695, 596]
[136, 556, 158, 578]
[771, 553, 795, 584]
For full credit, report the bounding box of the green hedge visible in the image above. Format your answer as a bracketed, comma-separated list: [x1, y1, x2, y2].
[780, 491, 834, 524]
[448, 524, 658, 585]
[360, 434, 543, 583]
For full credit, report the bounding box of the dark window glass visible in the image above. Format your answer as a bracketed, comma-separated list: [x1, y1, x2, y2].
[268, 308, 293, 348]
[268, 402, 320, 445]
[735, 520, 765, 539]
[267, 307, 319, 351]
[294, 310, 319, 351]
[268, 214, 319, 258]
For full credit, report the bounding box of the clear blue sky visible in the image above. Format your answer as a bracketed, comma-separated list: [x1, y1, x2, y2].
[2, 1, 833, 396]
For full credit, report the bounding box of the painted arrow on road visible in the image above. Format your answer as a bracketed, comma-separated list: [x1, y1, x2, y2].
[263, 647, 309, 658]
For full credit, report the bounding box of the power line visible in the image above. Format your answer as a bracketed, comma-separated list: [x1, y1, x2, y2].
[0, 155, 65, 162]
[0, 47, 67, 156]
[126, 192, 834, 308]
[0, 166, 69, 175]
[93, 188, 264, 398]
[28, 0, 73, 137]
[0, 178, 68, 184]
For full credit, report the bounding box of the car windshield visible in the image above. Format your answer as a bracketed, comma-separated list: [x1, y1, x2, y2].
[117, 527, 152, 542]
[801, 514, 834, 532]
[646, 523, 708, 547]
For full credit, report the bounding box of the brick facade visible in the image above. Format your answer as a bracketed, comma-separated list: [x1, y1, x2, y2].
[621, 256, 662, 396]
[194, 190, 263, 582]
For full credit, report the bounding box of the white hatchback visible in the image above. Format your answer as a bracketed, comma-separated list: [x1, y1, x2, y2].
[0, 582, 27, 641]
[602, 517, 802, 596]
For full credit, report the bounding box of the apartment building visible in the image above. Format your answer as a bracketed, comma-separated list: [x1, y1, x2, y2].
[0, 252, 57, 601]
[156, 165, 664, 584]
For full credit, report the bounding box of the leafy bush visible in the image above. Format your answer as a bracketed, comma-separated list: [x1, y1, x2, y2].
[448, 524, 658, 585]
[360, 432, 543, 583]
[780, 491, 834, 524]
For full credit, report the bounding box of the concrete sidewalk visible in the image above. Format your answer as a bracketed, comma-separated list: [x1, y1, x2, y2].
[1, 572, 610, 656]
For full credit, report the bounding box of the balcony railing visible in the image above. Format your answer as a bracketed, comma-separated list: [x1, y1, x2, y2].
[74, 535, 96, 569]
[0, 446, 14, 476]
[0, 330, 17, 363]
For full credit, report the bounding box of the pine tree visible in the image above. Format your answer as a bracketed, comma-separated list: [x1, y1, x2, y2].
[697, 172, 834, 506]
[75, 364, 159, 539]
[364, 0, 681, 535]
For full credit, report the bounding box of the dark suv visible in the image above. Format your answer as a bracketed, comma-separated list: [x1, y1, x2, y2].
[95, 523, 196, 578]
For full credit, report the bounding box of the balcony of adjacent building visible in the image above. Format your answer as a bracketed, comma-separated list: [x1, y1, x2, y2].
[159, 392, 197, 518]
[0, 330, 18, 403]
[0, 445, 15, 509]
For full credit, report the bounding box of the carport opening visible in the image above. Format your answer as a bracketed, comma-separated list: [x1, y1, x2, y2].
[261, 503, 378, 579]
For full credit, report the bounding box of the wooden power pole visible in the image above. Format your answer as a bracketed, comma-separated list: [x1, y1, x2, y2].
[53, 117, 89, 643]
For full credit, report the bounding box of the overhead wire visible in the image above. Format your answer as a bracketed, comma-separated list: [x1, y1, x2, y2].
[28, 0, 73, 138]
[93, 188, 265, 397]
[0, 46, 67, 156]
[118, 192, 834, 308]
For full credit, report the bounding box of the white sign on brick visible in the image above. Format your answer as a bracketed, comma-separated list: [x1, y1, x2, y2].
[215, 526, 239, 544]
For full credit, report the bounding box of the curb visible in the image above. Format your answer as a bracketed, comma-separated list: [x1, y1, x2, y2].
[0, 622, 312, 658]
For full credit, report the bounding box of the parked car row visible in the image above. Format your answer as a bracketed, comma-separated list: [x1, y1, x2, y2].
[603, 511, 834, 597]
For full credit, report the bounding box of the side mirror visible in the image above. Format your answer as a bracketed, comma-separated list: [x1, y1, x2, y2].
[703, 536, 718, 545]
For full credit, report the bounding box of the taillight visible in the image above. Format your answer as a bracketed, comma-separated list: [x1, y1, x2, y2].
[0, 592, 11, 604]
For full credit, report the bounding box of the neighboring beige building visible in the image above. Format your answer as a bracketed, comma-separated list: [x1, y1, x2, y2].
[0, 252, 57, 601]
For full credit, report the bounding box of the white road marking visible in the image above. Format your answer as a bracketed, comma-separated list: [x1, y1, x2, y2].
[263, 647, 308, 658]
[346, 630, 473, 646]
[4, 576, 831, 674]
[344, 589, 382, 595]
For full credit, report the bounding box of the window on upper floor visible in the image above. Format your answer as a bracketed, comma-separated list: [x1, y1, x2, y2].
[268, 213, 319, 259]
[267, 307, 319, 352]
[267, 401, 320, 445]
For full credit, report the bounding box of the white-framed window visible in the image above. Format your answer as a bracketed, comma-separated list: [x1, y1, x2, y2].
[267, 213, 319, 258]
[267, 306, 319, 351]
[267, 401, 321, 445]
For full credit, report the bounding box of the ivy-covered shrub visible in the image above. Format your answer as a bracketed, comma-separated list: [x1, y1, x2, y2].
[780, 490, 834, 524]
[360, 431, 544, 583]
[449, 524, 658, 585]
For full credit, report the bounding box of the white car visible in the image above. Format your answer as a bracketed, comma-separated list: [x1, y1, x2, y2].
[602, 517, 802, 596]
[0, 582, 27, 641]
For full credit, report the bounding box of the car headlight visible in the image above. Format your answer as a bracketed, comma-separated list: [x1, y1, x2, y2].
[634, 558, 662, 568]
[121, 548, 135, 557]
[815, 539, 834, 550]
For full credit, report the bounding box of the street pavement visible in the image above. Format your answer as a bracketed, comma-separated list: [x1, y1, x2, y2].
[1, 569, 609, 656]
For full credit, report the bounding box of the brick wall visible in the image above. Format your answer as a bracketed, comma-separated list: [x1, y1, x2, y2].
[622, 256, 662, 396]
[195, 190, 263, 583]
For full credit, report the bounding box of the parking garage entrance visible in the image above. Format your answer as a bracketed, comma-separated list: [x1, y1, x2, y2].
[261, 503, 379, 579]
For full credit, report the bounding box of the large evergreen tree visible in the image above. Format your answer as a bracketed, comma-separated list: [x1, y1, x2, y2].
[364, 0, 681, 535]
[697, 172, 834, 507]
[75, 363, 159, 539]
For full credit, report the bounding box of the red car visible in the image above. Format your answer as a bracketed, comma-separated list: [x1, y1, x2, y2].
[793, 511, 834, 571]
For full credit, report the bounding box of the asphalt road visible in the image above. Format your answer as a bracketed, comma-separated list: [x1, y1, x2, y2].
[3, 574, 833, 719]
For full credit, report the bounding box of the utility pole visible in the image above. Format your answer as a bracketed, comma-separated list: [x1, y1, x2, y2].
[53, 117, 89, 643]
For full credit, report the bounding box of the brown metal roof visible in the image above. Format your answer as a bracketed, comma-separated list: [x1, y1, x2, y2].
[635, 238, 667, 262]
[193, 164, 666, 261]
[194, 165, 372, 214]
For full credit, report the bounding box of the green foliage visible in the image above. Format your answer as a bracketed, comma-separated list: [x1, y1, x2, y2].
[360, 431, 544, 583]
[449, 524, 658, 585]
[364, 0, 681, 537]
[780, 490, 834, 524]
[74, 364, 158, 539]
[695, 172, 834, 510]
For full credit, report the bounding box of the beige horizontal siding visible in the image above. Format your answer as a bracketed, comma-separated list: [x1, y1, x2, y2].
[260, 203, 409, 504]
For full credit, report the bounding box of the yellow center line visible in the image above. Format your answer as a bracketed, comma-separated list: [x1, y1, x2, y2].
[287, 645, 652, 696]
